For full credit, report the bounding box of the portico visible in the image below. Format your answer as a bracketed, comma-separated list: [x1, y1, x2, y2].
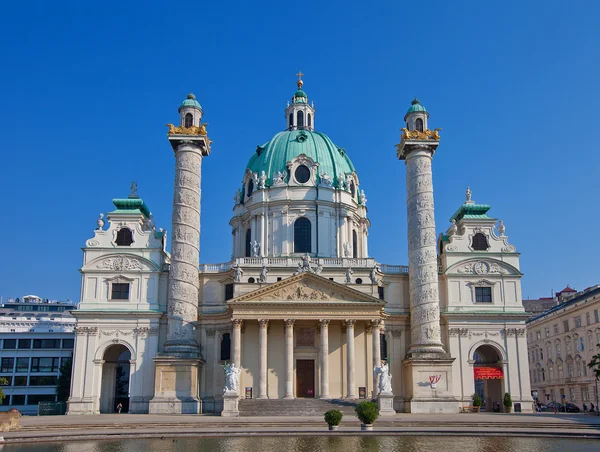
[227, 273, 385, 400]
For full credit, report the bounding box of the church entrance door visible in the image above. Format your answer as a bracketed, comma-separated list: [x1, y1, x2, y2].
[100, 344, 131, 413]
[296, 359, 315, 398]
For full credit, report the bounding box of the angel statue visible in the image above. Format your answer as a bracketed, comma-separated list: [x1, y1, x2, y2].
[374, 361, 393, 394]
[223, 362, 241, 394]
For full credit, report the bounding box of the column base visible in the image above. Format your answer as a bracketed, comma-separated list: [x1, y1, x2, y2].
[221, 392, 240, 417]
[283, 395, 295, 400]
[66, 398, 98, 415]
[377, 392, 396, 416]
[402, 356, 459, 414]
[148, 356, 204, 414]
[257, 395, 269, 400]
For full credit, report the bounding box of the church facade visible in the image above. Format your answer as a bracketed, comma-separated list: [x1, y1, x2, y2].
[67, 78, 533, 415]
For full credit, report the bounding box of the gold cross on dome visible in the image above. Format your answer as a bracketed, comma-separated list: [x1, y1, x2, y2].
[296, 71, 304, 80]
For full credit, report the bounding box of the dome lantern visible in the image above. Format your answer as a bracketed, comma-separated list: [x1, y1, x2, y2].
[285, 72, 315, 131]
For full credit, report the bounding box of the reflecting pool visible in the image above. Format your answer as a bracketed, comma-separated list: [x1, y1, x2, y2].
[3, 436, 599, 452]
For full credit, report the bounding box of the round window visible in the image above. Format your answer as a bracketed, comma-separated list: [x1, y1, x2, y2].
[295, 165, 310, 183]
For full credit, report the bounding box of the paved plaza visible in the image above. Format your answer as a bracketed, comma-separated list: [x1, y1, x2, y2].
[2, 412, 600, 445]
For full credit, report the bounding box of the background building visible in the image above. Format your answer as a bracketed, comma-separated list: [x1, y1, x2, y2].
[526, 285, 600, 407]
[0, 297, 76, 414]
[523, 286, 577, 317]
[67, 80, 533, 415]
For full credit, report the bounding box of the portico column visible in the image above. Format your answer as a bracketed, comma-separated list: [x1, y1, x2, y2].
[258, 319, 269, 399]
[371, 319, 382, 397]
[231, 319, 242, 367]
[319, 320, 330, 399]
[284, 319, 295, 399]
[345, 319, 357, 398]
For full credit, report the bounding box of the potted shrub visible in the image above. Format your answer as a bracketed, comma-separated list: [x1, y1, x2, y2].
[503, 392, 513, 413]
[355, 401, 379, 431]
[472, 393, 482, 413]
[324, 409, 343, 431]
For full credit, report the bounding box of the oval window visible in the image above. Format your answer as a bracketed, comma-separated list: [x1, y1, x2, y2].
[295, 165, 310, 183]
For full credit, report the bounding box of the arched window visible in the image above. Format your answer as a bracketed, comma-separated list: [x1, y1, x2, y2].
[307, 113, 312, 128]
[220, 333, 231, 361]
[352, 230, 358, 258]
[247, 179, 254, 197]
[184, 113, 193, 128]
[289, 113, 293, 129]
[116, 228, 133, 246]
[294, 217, 311, 253]
[350, 182, 356, 198]
[472, 233, 489, 250]
[415, 118, 424, 132]
[245, 229, 252, 257]
[297, 110, 304, 128]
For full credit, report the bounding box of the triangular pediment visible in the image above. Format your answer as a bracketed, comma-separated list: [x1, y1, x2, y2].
[229, 272, 382, 304]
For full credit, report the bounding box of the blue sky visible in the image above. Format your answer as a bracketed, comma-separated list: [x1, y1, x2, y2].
[0, 1, 598, 302]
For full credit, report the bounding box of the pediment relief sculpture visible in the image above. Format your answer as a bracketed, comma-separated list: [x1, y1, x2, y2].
[450, 259, 518, 276]
[262, 281, 348, 302]
[230, 273, 380, 303]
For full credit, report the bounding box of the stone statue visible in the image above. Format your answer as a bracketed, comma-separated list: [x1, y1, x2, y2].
[252, 172, 259, 187]
[130, 181, 138, 197]
[448, 219, 457, 236]
[319, 172, 333, 187]
[343, 242, 352, 258]
[259, 265, 268, 283]
[251, 240, 261, 257]
[223, 362, 241, 393]
[465, 186, 472, 202]
[337, 172, 345, 190]
[259, 171, 267, 189]
[370, 266, 379, 284]
[144, 214, 155, 231]
[272, 170, 287, 186]
[345, 267, 354, 283]
[498, 220, 506, 236]
[96, 213, 105, 230]
[233, 264, 243, 282]
[360, 189, 367, 205]
[345, 175, 353, 192]
[233, 189, 241, 204]
[374, 361, 393, 394]
[295, 253, 312, 275]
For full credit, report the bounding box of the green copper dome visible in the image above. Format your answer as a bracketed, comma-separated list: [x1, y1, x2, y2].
[178, 93, 202, 112]
[406, 98, 427, 114]
[245, 129, 356, 188]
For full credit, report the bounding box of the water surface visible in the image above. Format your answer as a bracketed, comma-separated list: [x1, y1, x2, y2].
[3, 436, 599, 452]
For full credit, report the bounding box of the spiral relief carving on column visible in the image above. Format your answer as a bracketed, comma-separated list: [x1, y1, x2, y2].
[165, 145, 203, 354]
[405, 150, 444, 350]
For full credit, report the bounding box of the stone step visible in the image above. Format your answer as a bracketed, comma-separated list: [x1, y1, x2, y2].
[238, 398, 361, 417]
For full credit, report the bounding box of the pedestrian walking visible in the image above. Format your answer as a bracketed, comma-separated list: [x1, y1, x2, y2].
[116, 402, 123, 414]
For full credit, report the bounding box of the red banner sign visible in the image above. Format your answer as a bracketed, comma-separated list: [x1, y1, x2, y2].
[474, 367, 504, 380]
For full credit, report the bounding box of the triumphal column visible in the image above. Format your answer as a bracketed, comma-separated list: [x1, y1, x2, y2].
[396, 99, 457, 413]
[149, 93, 211, 414]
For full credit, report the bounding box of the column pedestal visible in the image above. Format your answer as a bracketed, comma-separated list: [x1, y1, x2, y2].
[402, 357, 458, 413]
[377, 392, 396, 416]
[221, 391, 240, 417]
[148, 357, 204, 414]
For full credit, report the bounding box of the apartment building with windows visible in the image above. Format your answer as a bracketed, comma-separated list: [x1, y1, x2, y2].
[0, 296, 76, 414]
[526, 285, 600, 407]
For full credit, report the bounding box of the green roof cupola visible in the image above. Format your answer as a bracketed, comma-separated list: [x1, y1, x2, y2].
[178, 92, 203, 128]
[404, 98, 430, 132]
[285, 72, 315, 131]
